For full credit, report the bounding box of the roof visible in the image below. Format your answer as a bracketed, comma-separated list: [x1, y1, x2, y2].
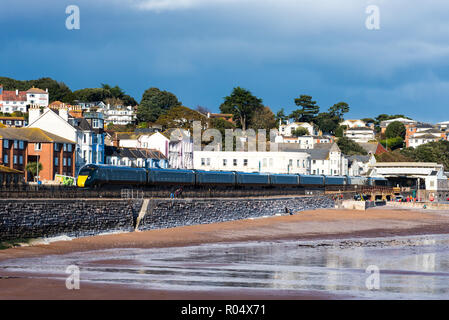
[1, 90, 27, 101]
[380, 118, 416, 126]
[26, 87, 47, 94]
[0, 165, 23, 174]
[105, 146, 167, 160]
[0, 127, 75, 144]
[413, 134, 440, 139]
[346, 127, 374, 131]
[358, 142, 381, 154]
[373, 162, 441, 168]
[347, 155, 371, 165]
[0, 116, 25, 121]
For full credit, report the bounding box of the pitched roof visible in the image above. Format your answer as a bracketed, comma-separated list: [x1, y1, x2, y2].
[105, 146, 167, 160]
[1, 90, 27, 101]
[26, 87, 47, 94]
[0, 165, 23, 174]
[0, 127, 75, 144]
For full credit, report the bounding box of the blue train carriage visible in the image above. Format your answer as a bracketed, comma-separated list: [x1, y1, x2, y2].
[236, 172, 270, 186]
[77, 164, 147, 187]
[347, 176, 368, 186]
[324, 175, 348, 186]
[299, 174, 325, 187]
[269, 173, 300, 186]
[147, 168, 196, 186]
[368, 177, 389, 186]
[195, 170, 236, 186]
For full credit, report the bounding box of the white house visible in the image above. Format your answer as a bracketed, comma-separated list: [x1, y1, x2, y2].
[307, 143, 348, 176]
[344, 127, 376, 143]
[274, 135, 315, 149]
[114, 131, 170, 158]
[0, 86, 49, 113]
[380, 118, 417, 133]
[193, 151, 311, 174]
[347, 154, 376, 176]
[279, 122, 316, 136]
[105, 146, 168, 169]
[98, 104, 136, 125]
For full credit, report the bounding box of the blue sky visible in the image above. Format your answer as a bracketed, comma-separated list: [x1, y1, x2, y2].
[1, 0, 449, 122]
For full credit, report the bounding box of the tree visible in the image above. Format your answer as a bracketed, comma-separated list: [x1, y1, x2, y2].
[385, 121, 406, 139]
[289, 95, 319, 123]
[399, 140, 449, 170]
[292, 127, 309, 137]
[137, 87, 182, 123]
[275, 108, 288, 126]
[336, 137, 367, 156]
[72, 88, 113, 102]
[249, 106, 277, 130]
[156, 106, 207, 131]
[334, 125, 347, 138]
[380, 137, 404, 150]
[196, 105, 210, 115]
[219, 87, 264, 131]
[315, 112, 338, 134]
[329, 102, 349, 119]
[25, 162, 43, 178]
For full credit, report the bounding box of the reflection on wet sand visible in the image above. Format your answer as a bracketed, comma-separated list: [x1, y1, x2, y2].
[1, 235, 449, 299]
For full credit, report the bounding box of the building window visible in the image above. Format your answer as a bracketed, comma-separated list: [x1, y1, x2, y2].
[83, 134, 86, 143]
[63, 158, 67, 166]
[19, 141, 24, 149]
[233, 159, 237, 166]
[68, 144, 72, 152]
[54, 143, 59, 151]
[201, 158, 205, 166]
[297, 160, 300, 167]
[19, 155, 23, 164]
[68, 158, 71, 166]
[13, 155, 17, 164]
[35, 143, 42, 151]
[206, 158, 211, 166]
[83, 150, 87, 162]
[13, 140, 18, 149]
[243, 159, 248, 166]
[63, 144, 67, 151]
[55, 157, 59, 166]
[223, 159, 227, 166]
[269, 158, 273, 167]
[3, 140, 8, 148]
[262, 158, 267, 167]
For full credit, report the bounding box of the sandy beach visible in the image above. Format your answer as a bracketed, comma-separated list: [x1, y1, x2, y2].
[1, 206, 449, 300]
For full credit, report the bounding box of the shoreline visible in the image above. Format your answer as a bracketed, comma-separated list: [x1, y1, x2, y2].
[1, 206, 449, 299]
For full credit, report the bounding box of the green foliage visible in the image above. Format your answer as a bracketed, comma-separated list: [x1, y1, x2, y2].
[399, 140, 449, 170]
[334, 125, 347, 138]
[289, 95, 319, 123]
[0, 76, 73, 103]
[25, 162, 43, 177]
[385, 121, 406, 139]
[275, 108, 288, 126]
[138, 87, 182, 123]
[315, 112, 338, 134]
[336, 137, 367, 156]
[156, 106, 207, 131]
[375, 149, 414, 163]
[329, 102, 349, 119]
[219, 87, 264, 131]
[249, 106, 277, 130]
[72, 88, 113, 102]
[292, 127, 309, 137]
[380, 137, 404, 150]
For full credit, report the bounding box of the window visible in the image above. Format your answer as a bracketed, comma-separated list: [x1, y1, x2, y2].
[312, 160, 316, 164]
[269, 158, 273, 167]
[289, 159, 293, 167]
[55, 157, 59, 166]
[19, 141, 24, 149]
[68, 144, 72, 152]
[13, 155, 17, 164]
[54, 143, 59, 151]
[19, 155, 23, 165]
[63, 158, 67, 166]
[63, 144, 67, 151]
[83, 134, 86, 143]
[233, 159, 237, 166]
[68, 158, 71, 166]
[223, 159, 227, 166]
[297, 160, 300, 167]
[201, 158, 205, 166]
[262, 158, 267, 167]
[35, 143, 41, 151]
[206, 158, 211, 166]
[3, 140, 8, 148]
[14, 140, 18, 149]
[83, 150, 87, 162]
[243, 159, 248, 166]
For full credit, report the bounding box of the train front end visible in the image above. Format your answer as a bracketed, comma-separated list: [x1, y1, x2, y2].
[77, 164, 98, 188]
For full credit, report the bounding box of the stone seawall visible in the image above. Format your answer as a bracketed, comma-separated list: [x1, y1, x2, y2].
[0, 200, 140, 241]
[0, 196, 335, 242]
[139, 196, 334, 231]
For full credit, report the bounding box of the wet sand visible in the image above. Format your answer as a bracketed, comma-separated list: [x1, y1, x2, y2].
[1, 206, 449, 300]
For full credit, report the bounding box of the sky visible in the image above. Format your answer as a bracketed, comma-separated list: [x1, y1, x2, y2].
[1, 0, 449, 123]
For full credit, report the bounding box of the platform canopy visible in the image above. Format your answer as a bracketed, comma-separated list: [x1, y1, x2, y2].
[369, 162, 444, 178]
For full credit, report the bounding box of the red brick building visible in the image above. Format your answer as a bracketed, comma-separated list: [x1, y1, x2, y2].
[0, 128, 76, 182]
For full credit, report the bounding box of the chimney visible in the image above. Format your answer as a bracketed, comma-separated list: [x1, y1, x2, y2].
[45, 88, 48, 93]
[59, 107, 69, 122]
[16, 89, 18, 96]
[28, 105, 42, 125]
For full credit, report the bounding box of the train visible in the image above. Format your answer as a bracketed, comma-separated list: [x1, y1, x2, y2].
[76, 164, 388, 189]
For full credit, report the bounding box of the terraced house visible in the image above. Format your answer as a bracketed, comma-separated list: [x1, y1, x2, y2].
[0, 127, 76, 182]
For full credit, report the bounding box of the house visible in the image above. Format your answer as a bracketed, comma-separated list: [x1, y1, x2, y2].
[97, 104, 136, 125]
[27, 106, 105, 175]
[0, 127, 76, 182]
[380, 118, 417, 134]
[279, 121, 316, 136]
[340, 119, 366, 128]
[193, 150, 311, 174]
[105, 146, 168, 168]
[74, 101, 106, 110]
[408, 133, 442, 148]
[274, 135, 315, 149]
[112, 131, 170, 157]
[0, 116, 27, 127]
[168, 128, 193, 169]
[406, 123, 445, 148]
[347, 154, 376, 176]
[358, 142, 387, 155]
[344, 127, 376, 143]
[306, 143, 348, 176]
[0, 85, 49, 113]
